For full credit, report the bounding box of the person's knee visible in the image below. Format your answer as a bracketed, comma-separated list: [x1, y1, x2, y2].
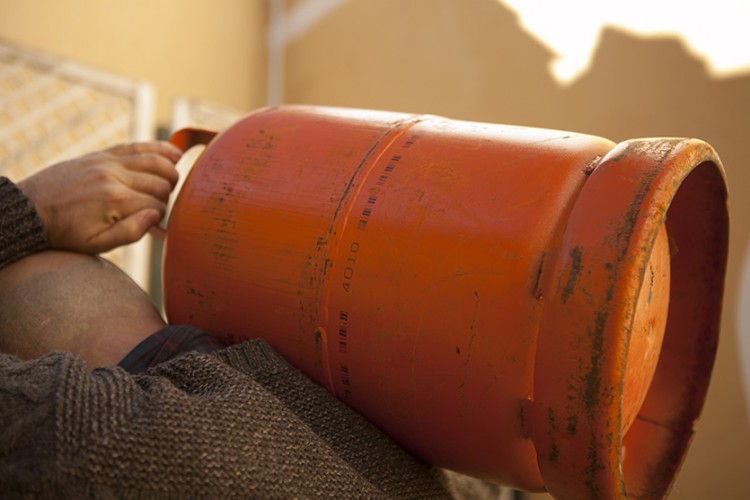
[0, 250, 165, 367]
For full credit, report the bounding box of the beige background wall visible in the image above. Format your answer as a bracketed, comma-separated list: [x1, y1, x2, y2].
[284, 1, 750, 498]
[1, 0, 748, 498]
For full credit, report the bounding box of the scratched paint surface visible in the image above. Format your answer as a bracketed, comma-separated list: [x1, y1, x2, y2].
[165, 106, 617, 490]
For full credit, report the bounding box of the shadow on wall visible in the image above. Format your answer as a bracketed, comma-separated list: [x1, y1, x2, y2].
[284, 0, 750, 498]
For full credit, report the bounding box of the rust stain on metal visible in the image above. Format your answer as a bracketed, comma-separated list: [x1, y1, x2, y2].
[532, 252, 546, 299]
[582, 310, 609, 413]
[547, 407, 559, 466]
[582, 155, 602, 176]
[576, 144, 666, 495]
[567, 414, 578, 436]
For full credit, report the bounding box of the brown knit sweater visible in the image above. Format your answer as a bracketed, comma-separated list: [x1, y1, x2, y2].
[0, 178, 47, 270]
[0, 176, 460, 498]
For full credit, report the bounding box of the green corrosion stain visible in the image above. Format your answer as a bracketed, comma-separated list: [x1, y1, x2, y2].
[549, 442, 560, 467]
[582, 310, 608, 412]
[547, 407, 559, 466]
[561, 246, 583, 304]
[567, 414, 578, 436]
[581, 309, 608, 498]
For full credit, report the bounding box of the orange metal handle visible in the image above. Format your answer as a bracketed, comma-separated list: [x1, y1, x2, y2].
[169, 128, 218, 150]
[163, 128, 218, 229]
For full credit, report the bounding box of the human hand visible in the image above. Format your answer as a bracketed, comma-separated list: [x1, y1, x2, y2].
[17, 141, 183, 254]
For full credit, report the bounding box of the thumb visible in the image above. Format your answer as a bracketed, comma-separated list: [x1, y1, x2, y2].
[90, 208, 162, 252]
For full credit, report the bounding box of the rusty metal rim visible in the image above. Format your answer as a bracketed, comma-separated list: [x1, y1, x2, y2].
[531, 138, 728, 499]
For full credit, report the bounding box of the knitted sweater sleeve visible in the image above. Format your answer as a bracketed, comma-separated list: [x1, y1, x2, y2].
[0, 339, 454, 498]
[0, 177, 48, 270]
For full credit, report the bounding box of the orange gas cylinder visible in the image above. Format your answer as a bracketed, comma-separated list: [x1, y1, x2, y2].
[164, 106, 728, 499]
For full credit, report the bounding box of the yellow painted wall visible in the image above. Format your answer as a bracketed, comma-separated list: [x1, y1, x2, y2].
[0, 0, 266, 125]
[285, 0, 750, 499]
